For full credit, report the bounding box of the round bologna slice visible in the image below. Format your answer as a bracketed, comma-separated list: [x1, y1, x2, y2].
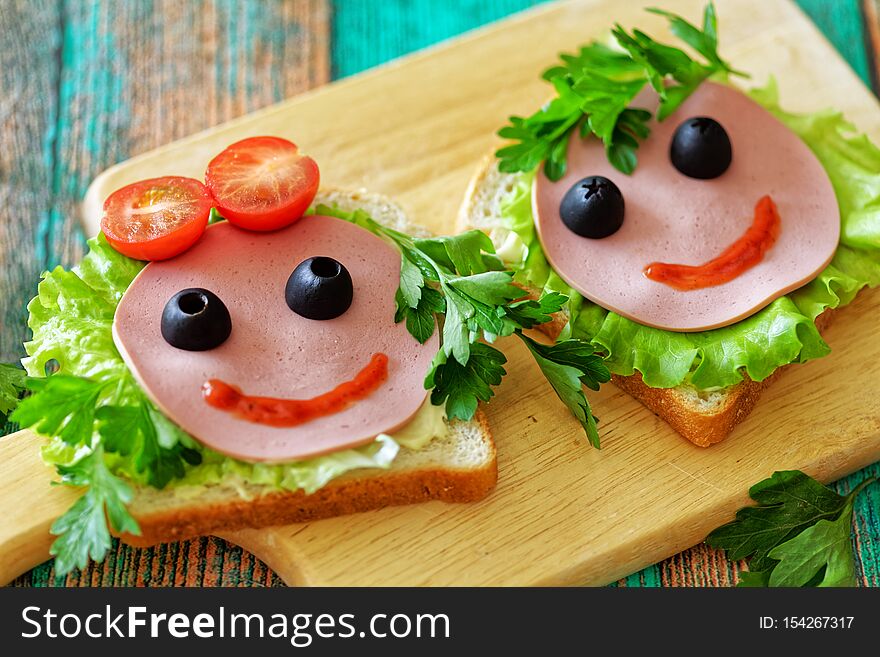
[113, 215, 439, 463]
[532, 82, 840, 332]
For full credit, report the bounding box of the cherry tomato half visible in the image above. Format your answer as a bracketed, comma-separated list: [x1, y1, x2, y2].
[101, 176, 213, 261]
[204, 136, 320, 231]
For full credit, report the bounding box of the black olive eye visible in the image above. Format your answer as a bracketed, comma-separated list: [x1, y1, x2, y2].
[285, 256, 353, 320]
[559, 175, 625, 239]
[670, 116, 732, 179]
[161, 288, 232, 351]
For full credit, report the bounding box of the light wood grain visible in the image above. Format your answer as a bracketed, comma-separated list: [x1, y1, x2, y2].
[3, 0, 880, 586]
[0, 431, 78, 585]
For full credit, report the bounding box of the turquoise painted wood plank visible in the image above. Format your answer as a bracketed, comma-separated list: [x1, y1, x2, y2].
[332, 1, 871, 84]
[798, 0, 871, 85]
[331, 0, 551, 78]
[0, 0, 60, 365]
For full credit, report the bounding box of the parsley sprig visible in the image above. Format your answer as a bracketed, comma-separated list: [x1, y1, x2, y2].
[496, 3, 745, 179]
[48, 447, 140, 575]
[706, 471, 877, 587]
[11, 371, 200, 573]
[320, 205, 611, 446]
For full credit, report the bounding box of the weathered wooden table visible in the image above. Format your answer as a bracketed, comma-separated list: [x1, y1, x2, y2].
[2, 0, 878, 587]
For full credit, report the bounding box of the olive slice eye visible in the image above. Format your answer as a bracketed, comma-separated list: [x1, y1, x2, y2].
[285, 256, 354, 320]
[178, 291, 208, 314]
[161, 288, 232, 351]
[669, 116, 732, 179]
[559, 175, 625, 239]
[309, 256, 342, 278]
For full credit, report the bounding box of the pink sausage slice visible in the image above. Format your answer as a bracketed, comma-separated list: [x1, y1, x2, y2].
[533, 82, 839, 332]
[113, 216, 438, 463]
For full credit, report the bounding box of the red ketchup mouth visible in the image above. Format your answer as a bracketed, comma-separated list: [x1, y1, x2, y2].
[644, 195, 781, 291]
[203, 353, 389, 427]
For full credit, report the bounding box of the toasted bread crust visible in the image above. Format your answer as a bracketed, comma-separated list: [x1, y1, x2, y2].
[122, 412, 496, 547]
[523, 279, 840, 447]
[460, 153, 847, 447]
[606, 309, 838, 446]
[609, 370, 781, 447]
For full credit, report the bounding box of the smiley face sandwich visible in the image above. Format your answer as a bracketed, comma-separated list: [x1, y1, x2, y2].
[6, 136, 608, 574]
[460, 4, 880, 446]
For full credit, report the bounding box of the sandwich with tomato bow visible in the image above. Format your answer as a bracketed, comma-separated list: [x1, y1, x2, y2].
[1, 136, 608, 574]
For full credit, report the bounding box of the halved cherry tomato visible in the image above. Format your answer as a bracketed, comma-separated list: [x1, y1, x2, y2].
[204, 136, 320, 231]
[101, 176, 212, 261]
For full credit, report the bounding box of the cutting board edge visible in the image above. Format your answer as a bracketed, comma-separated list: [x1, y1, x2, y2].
[18, 0, 878, 588]
[538, 434, 880, 587]
[224, 410, 880, 587]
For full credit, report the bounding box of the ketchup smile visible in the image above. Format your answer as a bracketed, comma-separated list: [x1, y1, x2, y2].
[203, 353, 389, 427]
[644, 195, 781, 291]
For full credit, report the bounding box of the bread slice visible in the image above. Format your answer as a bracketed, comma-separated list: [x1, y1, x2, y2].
[124, 413, 495, 547]
[458, 155, 840, 447]
[121, 190, 497, 547]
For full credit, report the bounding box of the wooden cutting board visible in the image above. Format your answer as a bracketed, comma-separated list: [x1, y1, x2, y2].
[2, 0, 880, 586]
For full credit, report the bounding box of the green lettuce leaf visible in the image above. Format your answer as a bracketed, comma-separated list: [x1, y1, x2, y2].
[170, 434, 400, 496]
[751, 80, 880, 252]
[493, 80, 880, 390]
[22, 233, 143, 382]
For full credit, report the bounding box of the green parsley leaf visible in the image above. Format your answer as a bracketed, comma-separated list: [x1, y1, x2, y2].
[94, 405, 141, 456]
[706, 471, 876, 586]
[12, 375, 106, 446]
[208, 208, 226, 224]
[14, 368, 201, 572]
[49, 447, 141, 575]
[427, 343, 508, 421]
[706, 471, 850, 571]
[497, 76, 586, 180]
[317, 203, 613, 437]
[447, 271, 520, 307]
[647, 4, 746, 76]
[503, 292, 568, 329]
[611, 23, 722, 122]
[398, 286, 445, 345]
[606, 108, 652, 174]
[439, 288, 474, 364]
[13, 366, 200, 489]
[735, 570, 771, 587]
[402, 232, 517, 364]
[398, 253, 426, 308]
[766, 501, 859, 587]
[97, 402, 200, 488]
[414, 231, 497, 276]
[496, 2, 743, 178]
[463, 295, 515, 341]
[0, 363, 28, 416]
[516, 333, 611, 447]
